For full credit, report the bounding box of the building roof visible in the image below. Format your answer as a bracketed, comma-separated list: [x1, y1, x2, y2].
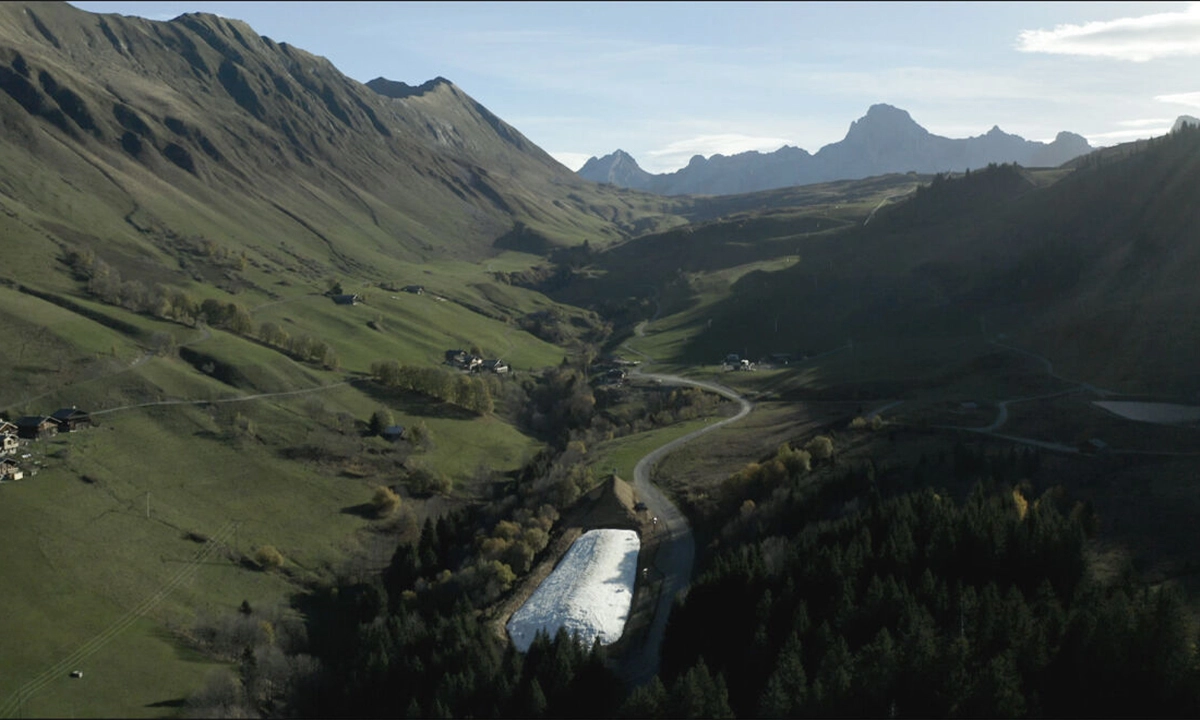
[51, 408, 89, 421]
[14, 416, 49, 427]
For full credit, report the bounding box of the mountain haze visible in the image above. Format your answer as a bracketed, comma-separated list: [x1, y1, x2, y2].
[579, 104, 1091, 195]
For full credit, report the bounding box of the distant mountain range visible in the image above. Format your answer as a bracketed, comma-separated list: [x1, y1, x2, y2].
[578, 104, 1093, 196]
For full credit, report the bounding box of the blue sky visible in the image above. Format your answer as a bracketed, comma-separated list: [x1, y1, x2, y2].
[70, 2, 1200, 172]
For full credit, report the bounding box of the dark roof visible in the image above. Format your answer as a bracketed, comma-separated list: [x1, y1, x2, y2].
[15, 416, 49, 427]
[381, 425, 406, 439]
[51, 408, 89, 421]
[332, 294, 360, 304]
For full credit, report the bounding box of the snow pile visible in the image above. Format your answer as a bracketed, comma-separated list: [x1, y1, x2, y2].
[1095, 401, 1200, 424]
[506, 529, 640, 652]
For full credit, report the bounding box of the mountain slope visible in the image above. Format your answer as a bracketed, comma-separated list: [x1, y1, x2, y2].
[636, 127, 1200, 394]
[0, 1, 685, 296]
[579, 104, 1091, 196]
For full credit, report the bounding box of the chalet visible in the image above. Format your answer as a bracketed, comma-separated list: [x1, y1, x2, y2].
[482, 359, 510, 374]
[0, 457, 23, 481]
[331, 294, 362, 305]
[14, 416, 56, 440]
[381, 425, 406, 442]
[464, 355, 484, 371]
[0, 421, 16, 436]
[402, 285, 425, 295]
[51, 407, 92, 433]
[1, 432, 18, 457]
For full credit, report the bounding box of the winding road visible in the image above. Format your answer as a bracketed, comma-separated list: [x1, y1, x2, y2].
[618, 326, 754, 685]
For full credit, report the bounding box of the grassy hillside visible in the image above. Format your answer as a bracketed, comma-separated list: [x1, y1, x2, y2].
[0, 3, 694, 714]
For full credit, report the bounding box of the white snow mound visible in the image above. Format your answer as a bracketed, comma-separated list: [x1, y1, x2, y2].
[506, 528, 640, 652]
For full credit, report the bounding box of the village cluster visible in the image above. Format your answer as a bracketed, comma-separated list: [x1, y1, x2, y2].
[0, 407, 92, 482]
[444, 349, 509, 374]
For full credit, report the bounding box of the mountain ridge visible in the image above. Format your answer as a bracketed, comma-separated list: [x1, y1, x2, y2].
[578, 103, 1092, 195]
[0, 0, 686, 291]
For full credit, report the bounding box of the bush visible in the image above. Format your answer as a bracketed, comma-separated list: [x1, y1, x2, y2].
[805, 435, 834, 462]
[255, 545, 285, 570]
[371, 485, 401, 518]
[368, 408, 394, 436]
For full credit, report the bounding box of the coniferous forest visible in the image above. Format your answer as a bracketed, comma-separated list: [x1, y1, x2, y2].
[277, 441, 1200, 719]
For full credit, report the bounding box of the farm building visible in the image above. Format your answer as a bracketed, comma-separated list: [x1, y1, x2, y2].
[1, 432, 18, 456]
[331, 294, 362, 305]
[402, 285, 425, 295]
[482, 359, 510, 374]
[381, 425, 406, 442]
[14, 416, 56, 440]
[51, 408, 92, 433]
[0, 457, 24, 480]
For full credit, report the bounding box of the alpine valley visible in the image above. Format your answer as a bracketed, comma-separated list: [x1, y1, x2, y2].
[4, 3, 1200, 719]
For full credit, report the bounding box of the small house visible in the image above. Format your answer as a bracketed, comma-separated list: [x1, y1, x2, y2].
[0, 457, 23, 481]
[331, 294, 362, 305]
[445, 349, 468, 366]
[0, 421, 16, 436]
[482, 359, 510, 374]
[381, 425, 406, 442]
[464, 355, 484, 371]
[1, 433, 18, 456]
[402, 285, 425, 295]
[14, 416, 55, 440]
[51, 407, 92, 433]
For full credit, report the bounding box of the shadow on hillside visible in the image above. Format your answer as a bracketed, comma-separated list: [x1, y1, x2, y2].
[356, 382, 481, 421]
[146, 698, 187, 709]
[341, 502, 378, 519]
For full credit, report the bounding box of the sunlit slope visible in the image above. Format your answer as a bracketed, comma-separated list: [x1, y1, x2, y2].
[0, 1, 687, 292]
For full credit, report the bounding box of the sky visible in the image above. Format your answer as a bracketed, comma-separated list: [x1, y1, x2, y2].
[69, 1, 1200, 173]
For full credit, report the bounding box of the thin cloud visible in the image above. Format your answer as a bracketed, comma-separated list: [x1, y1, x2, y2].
[1117, 117, 1176, 127]
[1086, 126, 1173, 143]
[1156, 91, 1200, 109]
[647, 134, 793, 164]
[1017, 4, 1200, 62]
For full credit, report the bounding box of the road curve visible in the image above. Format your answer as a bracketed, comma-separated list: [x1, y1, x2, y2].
[621, 366, 753, 686]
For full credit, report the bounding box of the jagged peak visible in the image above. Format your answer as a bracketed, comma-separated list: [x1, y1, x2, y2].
[846, 104, 926, 140]
[366, 76, 455, 100]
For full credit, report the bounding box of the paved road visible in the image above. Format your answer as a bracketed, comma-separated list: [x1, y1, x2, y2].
[619, 361, 753, 685]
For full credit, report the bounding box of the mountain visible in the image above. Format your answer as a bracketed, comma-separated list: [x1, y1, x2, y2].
[576, 126, 1200, 395]
[576, 149, 655, 191]
[0, 1, 687, 294]
[578, 104, 1092, 196]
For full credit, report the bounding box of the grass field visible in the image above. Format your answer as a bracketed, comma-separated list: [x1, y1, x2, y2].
[0, 270, 557, 717]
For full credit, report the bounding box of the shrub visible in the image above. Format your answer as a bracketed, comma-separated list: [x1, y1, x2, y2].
[371, 485, 401, 518]
[255, 545, 285, 570]
[368, 408, 394, 436]
[805, 435, 834, 462]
